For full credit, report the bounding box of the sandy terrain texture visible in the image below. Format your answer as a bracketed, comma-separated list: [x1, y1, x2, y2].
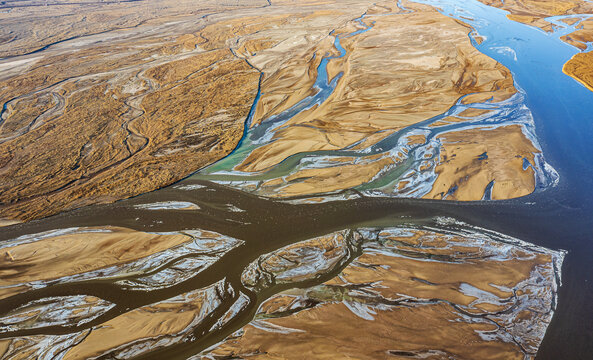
[0, 0, 389, 222]
[0, 0, 270, 58]
[0, 225, 564, 359]
[0, 0, 560, 223]
[197, 0, 551, 202]
[203, 226, 564, 360]
[564, 50, 593, 91]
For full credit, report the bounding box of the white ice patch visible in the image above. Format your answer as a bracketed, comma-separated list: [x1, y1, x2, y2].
[134, 201, 200, 210]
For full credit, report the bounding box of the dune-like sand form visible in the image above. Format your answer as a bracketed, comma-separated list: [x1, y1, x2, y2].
[0, 0, 561, 222]
[197, 1, 555, 202]
[204, 226, 564, 359]
[0, 226, 243, 299]
[0, 0, 380, 221]
[0, 225, 564, 359]
[564, 51, 593, 91]
[241, 3, 515, 173]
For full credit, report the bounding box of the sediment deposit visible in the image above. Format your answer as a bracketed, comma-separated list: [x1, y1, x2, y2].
[476, 0, 593, 31]
[203, 226, 564, 359]
[0, 1, 584, 358]
[0, 0, 379, 221]
[564, 51, 593, 91]
[0, 224, 564, 359]
[196, 0, 554, 202]
[0, 0, 562, 222]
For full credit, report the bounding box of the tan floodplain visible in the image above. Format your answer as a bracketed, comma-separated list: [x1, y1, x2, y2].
[204, 228, 564, 359]
[0, 225, 564, 359]
[0, 1, 572, 359]
[425, 125, 538, 200]
[0, 227, 192, 286]
[0, 280, 231, 360]
[0, 0, 555, 223]
[477, 0, 593, 30]
[240, 2, 516, 172]
[0, 226, 240, 300]
[563, 51, 593, 91]
[0, 0, 376, 221]
[207, 0, 547, 201]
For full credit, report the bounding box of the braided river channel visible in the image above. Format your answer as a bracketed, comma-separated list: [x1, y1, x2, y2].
[1, 0, 593, 359]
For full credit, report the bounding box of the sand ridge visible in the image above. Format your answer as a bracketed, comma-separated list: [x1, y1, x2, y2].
[203, 227, 564, 359]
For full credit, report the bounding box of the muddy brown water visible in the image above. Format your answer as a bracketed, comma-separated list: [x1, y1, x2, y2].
[1, 177, 592, 359]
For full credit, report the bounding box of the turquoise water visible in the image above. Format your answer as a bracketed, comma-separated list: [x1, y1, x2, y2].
[192, 2, 561, 200]
[192, 2, 593, 355]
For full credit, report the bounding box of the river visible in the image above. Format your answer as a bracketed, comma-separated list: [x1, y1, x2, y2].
[1, 0, 592, 358]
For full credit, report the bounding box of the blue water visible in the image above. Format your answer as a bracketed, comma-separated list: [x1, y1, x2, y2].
[410, 0, 593, 203]
[194, 4, 559, 200]
[196, 2, 593, 355]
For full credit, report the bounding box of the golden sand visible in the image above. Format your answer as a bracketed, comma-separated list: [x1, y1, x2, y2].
[204, 228, 561, 360]
[217, 1, 538, 201]
[563, 51, 593, 92]
[0, 0, 561, 222]
[239, 3, 516, 174]
[0, 227, 194, 288]
[0, 0, 373, 221]
[425, 125, 538, 200]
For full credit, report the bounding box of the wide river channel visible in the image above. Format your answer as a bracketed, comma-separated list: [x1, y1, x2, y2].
[1, 0, 593, 358]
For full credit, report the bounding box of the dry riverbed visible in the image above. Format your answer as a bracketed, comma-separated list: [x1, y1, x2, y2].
[0, 0, 560, 222]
